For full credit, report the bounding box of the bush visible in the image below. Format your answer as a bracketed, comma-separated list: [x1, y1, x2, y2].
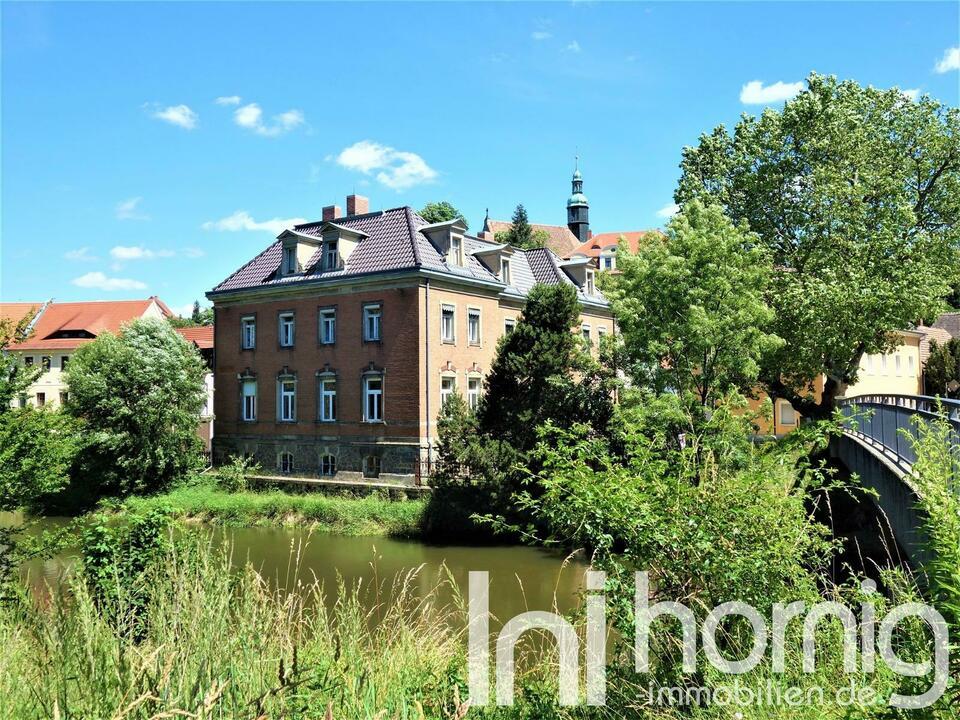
[215, 455, 260, 493]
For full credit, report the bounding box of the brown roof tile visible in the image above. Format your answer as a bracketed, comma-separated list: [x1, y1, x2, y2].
[483, 219, 581, 258]
[14, 298, 170, 351]
[175, 325, 214, 350]
[569, 230, 662, 259]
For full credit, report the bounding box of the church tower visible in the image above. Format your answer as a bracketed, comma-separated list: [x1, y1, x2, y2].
[566, 157, 590, 244]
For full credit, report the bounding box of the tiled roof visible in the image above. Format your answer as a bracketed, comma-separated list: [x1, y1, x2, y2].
[917, 325, 954, 364]
[14, 298, 170, 351]
[210, 206, 608, 308]
[175, 325, 214, 349]
[483, 219, 581, 258]
[933, 312, 960, 339]
[569, 230, 662, 259]
[0, 302, 44, 327]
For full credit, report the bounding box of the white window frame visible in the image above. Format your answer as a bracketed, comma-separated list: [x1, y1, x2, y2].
[320, 454, 336, 476]
[467, 375, 482, 411]
[601, 252, 615, 271]
[323, 239, 339, 270]
[241, 316, 256, 350]
[779, 401, 797, 427]
[282, 246, 298, 275]
[363, 374, 384, 422]
[467, 308, 481, 346]
[598, 326, 607, 340]
[241, 379, 257, 422]
[363, 304, 382, 342]
[441, 304, 456, 343]
[581, 324, 592, 344]
[318, 376, 337, 422]
[279, 452, 295, 474]
[440, 375, 456, 406]
[504, 318, 516, 335]
[500, 257, 512, 285]
[585, 270, 596, 295]
[278, 312, 295, 348]
[319, 308, 336, 345]
[450, 235, 464, 266]
[278, 377, 297, 422]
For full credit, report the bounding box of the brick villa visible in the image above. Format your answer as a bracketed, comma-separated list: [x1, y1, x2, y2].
[206, 189, 614, 483]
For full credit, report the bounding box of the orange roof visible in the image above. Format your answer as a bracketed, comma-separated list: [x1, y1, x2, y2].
[483, 219, 581, 257]
[14, 298, 171, 351]
[0, 302, 45, 327]
[569, 230, 662, 259]
[175, 325, 214, 349]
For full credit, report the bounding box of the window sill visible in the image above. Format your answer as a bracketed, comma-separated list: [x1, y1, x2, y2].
[468, 342, 481, 348]
[317, 419, 337, 424]
[441, 339, 456, 345]
[277, 420, 298, 424]
[363, 419, 386, 425]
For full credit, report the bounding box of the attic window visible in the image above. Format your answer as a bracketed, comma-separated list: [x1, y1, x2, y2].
[450, 235, 464, 266]
[323, 239, 339, 270]
[282, 246, 298, 275]
[586, 270, 596, 295]
[500, 257, 512, 285]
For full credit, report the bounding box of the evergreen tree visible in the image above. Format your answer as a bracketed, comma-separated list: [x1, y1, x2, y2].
[506, 204, 534, 248]
[924, 338, 960, 398]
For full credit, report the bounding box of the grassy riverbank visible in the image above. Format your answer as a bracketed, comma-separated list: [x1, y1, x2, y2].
[116, 479, 426, 537]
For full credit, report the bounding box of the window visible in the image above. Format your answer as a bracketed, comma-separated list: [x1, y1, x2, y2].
[241, 380, 257, 422]
[585, 270, 596, 296]
[865, 354, 873, 373]
[41, 356, 51, 371]
[278, 378, 296, 422]
[323, 239, 339, 270]
[909, 355, 915, 373]
[241, 316, 256, 350]
[318, 377, 337, 421]
[59, 392, 68, 406]
[17, 394, 26, 409]
[441, 305, 456, 343]
[320, 455, 337, 476]
[279, 452, 295, 474]
[895, 355, 902, 375]
[881, 355, 888, 373]
[363, 304, 382, 342]
[440, 376, 456, 406]
[61, 356, 70, 370]
[319, 308, 336, 345]
[500, 257, 512, 285]
[581, 324, 591, 344]
[450, 235, 464, 266]
[779, 402, 797, 426]
[363, 374, 383, 422]
[363, 456, 381, 479]
[598, 326, 607, 341]
[278, 312, 295, 347]
[282, 246, 298, 274]
[504, 318, 516, 335]
[468, 376, 481, 411]
[601, 252, 616, 271]
[36, 392, 46, 407]
[24, 356, 34, 366]
[467, 309, 481, 346]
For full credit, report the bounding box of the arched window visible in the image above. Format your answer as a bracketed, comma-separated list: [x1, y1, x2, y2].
[320, 454, 336, 476]
[278, 452, 295, 474]
[363, 455, 381, 479]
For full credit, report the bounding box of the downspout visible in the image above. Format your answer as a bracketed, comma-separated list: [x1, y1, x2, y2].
[424, 279, 432, 475]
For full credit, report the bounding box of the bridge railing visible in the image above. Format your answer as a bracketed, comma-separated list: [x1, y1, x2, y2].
[837, 393, 960, 476]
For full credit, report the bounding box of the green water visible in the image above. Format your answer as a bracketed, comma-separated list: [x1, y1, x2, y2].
[4, 513, 587, 624]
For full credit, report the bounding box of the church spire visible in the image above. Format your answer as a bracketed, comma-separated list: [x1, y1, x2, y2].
[567, 157, 589, 243]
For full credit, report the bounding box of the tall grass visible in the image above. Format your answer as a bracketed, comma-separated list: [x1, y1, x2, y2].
[0, 533, 469, 719]
[117, 479, 426, 537]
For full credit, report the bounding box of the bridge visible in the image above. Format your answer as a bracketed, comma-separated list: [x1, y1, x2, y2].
[830, 394, 960, 566]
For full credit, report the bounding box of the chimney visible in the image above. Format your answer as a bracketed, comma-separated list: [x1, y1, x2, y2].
[322, 205, 341, 222]
[346, 194, 369, 216]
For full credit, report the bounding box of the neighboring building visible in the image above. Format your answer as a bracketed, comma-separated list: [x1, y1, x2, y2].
[175, 325, 215, 451]
[481, 165, 588, 258]
[2, 298, 173, 408]
[206, 194, 614, 483]
[568, 230, 662, 271]
[932, 311, 960, 340]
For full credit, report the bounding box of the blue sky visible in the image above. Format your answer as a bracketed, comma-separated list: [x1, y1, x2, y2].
[2, 2, 958, 315]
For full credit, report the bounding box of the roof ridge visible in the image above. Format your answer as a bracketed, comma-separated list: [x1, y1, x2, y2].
[213, 240, 281, 292]
[294, 207, 401, 229]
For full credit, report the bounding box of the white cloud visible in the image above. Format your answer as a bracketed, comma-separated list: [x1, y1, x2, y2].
[233, 103, 305, 137]
[739, 80, 804, 105]
[215, 95, 242, 105]
[531, 31, 552, 41]
[335, 140, 438, 191]
[150, 104, 198, 129]
[565, 40, 582, 53]
[183, 247, 206, 258]
[72, 271, 146, 292]
[935, 46, 960, 73]
[202, 210, 307, 235]
[902, 88, 920, 101]
[64, 247, 97, 262]
[115, 196, 149, 221]
[109, 245, 175, 261]
[656, 203, 680, 219]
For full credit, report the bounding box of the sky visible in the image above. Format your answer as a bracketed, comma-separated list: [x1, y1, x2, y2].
[2, 2, 958, 316]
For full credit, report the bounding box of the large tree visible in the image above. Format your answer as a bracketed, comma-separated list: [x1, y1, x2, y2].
[65, 318, 207, 500]
[419, 201, 467, 228]
[924, 338, 960, 399]
[676, 74, 960, 418]
[604, 201, 782, 412]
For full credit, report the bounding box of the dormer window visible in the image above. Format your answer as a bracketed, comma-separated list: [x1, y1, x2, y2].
[500, 257, 512, 285]
[450, 235, 464, 266]
[323, 238, 339, 270]
[586, 270, 596, 295]
[282, 246, 298, 275]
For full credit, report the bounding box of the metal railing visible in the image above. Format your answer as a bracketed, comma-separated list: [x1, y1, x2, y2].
[837, 394, 960, 477]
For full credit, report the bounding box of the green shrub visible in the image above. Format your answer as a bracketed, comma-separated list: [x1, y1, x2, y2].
[215, 454, 260, 493]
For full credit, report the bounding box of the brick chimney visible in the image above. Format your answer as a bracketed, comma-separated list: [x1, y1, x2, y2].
[346, 194, 369, 216]
[322, 205, 341, 222]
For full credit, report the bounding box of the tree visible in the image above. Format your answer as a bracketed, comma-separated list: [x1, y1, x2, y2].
[65, 318, 207, 501]
[504, 204, 534, 248]
[0, 307, 41, 408]
[676, 73, 960, 419]
[924, 338, 960, 398]
[167, 301, 213, 328]
[419, 201, 467, 228]
[604, 201, 782, 413]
